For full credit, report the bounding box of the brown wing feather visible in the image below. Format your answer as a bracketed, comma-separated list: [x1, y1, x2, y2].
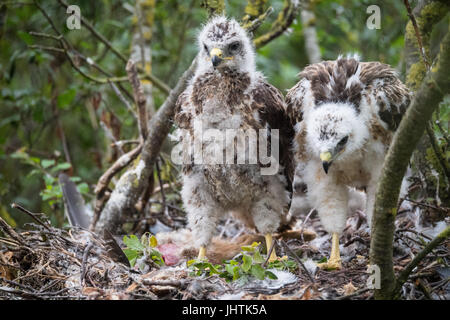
[360, 62, 411, 131]
[251, 80, 295, 188]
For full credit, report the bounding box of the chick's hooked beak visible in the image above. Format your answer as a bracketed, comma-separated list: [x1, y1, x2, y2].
[210, 48, 223, 68]
[320, 152, 332, 174]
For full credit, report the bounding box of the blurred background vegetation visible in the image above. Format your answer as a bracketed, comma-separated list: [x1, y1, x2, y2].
[0, 0, 447, 228]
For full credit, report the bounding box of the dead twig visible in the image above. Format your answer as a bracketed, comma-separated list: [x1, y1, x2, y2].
[279, 239, 315, 284]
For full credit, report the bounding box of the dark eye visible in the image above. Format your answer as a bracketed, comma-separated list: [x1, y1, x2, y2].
[229, 41, 241, 51]
[338, 136, 348, 146]
[203, 43, 209, 53]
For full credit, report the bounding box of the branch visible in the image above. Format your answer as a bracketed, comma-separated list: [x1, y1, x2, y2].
[126, 60, 148, 140]
[403, 0, 431, 70]
[369, 26, 450, 300]
[253, 0, 300, 49]
[394, 226, 450, 297]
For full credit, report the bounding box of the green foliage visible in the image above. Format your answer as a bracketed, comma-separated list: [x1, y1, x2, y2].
[10, 148, 89, 207]
[123, 233, 164, 269]
[187, 242, 296, 284]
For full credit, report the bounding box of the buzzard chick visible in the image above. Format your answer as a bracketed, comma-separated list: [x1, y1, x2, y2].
[174, 16, 294, 262]
[286, 56, 411, 269]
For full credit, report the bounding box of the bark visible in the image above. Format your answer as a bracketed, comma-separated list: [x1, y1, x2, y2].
[370, 26, 450, 300]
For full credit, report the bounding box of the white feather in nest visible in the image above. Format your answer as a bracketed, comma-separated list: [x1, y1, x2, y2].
[237, 269, 297, 290]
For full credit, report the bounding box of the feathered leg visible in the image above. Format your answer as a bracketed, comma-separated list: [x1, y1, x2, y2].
[308, 167, 348, 270]
[181, 172, 220, 260]
[252, 196, 284, 262]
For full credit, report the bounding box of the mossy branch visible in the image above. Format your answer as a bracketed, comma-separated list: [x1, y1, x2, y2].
[369, 26, 450, 300]
[253, 0, 300, 49]
[201, 0, 225, 17]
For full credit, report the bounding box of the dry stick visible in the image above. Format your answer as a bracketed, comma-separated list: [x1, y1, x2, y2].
[0, 217, 28, 247]
[80, 242, 94, 285]
[94, 144, 143, 196]
[142, 279, 188, 288]
[155, 159, 172, 224]
[262, 239, 277, 268]
[126, 60, 148, 140]
[10, 203, 51, 231]
[107, 81, 138, 121]
[279, 239, 315, 284]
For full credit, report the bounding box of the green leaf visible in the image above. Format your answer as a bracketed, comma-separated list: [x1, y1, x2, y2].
[76, 183, 89, 194]
[253, 250, 265, 264]
[265, 271, 278, 280]
[41, 159, 55, 169]
[51, 162, 72, 172]
[17, 30, 33, 45]
[232, 266, 240, 280]
[123, 248, 139, 267]
[123, 235, 145, 252]
[250, 264, 266, 280]
[57, 88, 76, 109]
[242, 254, 252, 272]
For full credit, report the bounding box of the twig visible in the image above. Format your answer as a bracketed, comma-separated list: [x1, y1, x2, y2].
[279, 239, 315, 284]
[126, 59, 148, 140]
[0, 217, 28, 247]
[142, 279, 188, 288]
[81, 242, 94, 285]
[403, 0, 430, 70]
[262, 239, 277, 268]
[253, 0, 300, 49]
[10, 203, 51, 231]
[244, 7, 274, 33]
[155, 159, 172, 224]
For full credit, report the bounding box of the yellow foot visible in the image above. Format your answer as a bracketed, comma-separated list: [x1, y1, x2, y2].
[265, 234, 278, 262]
[197, 246, 207, 260]
[317, 232, 342, 270]
[317, 257, 342, 270]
